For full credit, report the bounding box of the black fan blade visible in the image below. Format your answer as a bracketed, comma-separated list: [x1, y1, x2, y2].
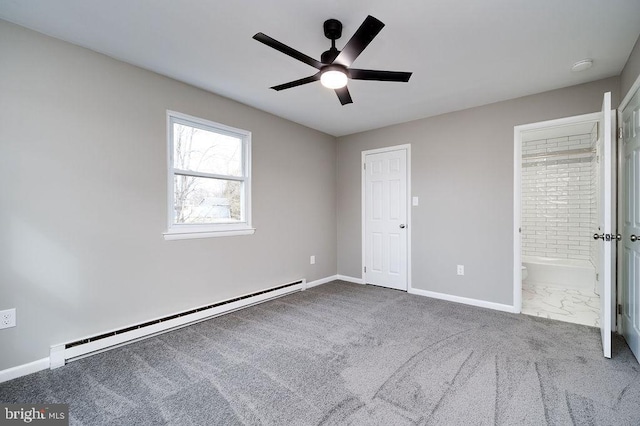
[349, 69, 412, 82]
[253, 33, 323, 70]
[270, 74, 320, 91]
[333, 16, 385, 67]
[335, 86, 353, 105]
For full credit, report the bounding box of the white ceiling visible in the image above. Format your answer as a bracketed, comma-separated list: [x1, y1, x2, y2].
[1, 0, 640, 137]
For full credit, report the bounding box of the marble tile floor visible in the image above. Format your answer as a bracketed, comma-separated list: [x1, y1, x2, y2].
[522, 280, 600, 327]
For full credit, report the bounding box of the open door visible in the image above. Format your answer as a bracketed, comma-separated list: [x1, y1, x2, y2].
[597, 92, 614, 358]
[619, 85, 640, 363]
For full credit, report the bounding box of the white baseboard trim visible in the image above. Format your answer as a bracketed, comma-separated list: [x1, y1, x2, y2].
[336, 274, 365, 284]
[0, 357, 50, 384]
[49, 279, 306, 370]
[305, 275, 338, 289]
[408, 287, 517, 313]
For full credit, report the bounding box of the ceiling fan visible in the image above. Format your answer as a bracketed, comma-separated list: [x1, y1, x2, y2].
[253, 15, 413, 105]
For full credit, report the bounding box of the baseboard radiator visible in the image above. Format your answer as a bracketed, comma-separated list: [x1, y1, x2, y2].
[50, 279, 306, 369]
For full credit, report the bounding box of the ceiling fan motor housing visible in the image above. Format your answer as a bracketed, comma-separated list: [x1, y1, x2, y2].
[321, 48, 339, 64]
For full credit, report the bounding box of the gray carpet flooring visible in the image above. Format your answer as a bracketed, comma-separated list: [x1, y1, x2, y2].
[1, 281, 640, 425]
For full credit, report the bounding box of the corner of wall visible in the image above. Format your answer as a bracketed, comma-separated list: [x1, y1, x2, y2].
[621, 33, 640, 99]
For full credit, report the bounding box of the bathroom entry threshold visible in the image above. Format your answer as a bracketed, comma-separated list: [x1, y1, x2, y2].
[522, 281, 600, 327]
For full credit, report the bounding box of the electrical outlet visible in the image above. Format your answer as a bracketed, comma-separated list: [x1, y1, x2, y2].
[310, 255, 316, 265]
[0, 308, 16, 329]
[457, 265, 464, 276]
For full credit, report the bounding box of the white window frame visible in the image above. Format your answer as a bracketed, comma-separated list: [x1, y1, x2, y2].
[163, 110, 254, 240]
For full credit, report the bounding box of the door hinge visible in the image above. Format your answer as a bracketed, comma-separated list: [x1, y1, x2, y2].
[364, 266, 367, 273]
[618, 127, 623, 140]
[594, 233, 618, 241]
[617, 304, 622, 315]
[363, 163, 366, 170]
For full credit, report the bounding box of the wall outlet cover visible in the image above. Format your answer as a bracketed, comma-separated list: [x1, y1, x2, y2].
[0, 308, 16, 329]
[310, 255, 316, 265]
[457, 265, 464, 275]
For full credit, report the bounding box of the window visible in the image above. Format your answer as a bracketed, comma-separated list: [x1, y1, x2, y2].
[164, 111, 253, 240]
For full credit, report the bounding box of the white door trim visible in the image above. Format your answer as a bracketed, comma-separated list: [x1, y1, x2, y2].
[361, 144, 411, 291]
[617, 106, 624, 333]
[513, 112, 602, 313]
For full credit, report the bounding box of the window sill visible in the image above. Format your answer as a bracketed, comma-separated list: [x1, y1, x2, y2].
[163, 228, 256, 240]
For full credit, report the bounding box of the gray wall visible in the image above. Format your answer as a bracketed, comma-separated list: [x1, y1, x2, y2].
[0, 21, 337, 370]
[2, 17, 638, 373]
[337, 77, 620, 305]
[621, 34, 640, 98]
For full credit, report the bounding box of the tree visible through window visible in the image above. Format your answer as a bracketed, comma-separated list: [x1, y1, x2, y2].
[166, 111, 252, 238]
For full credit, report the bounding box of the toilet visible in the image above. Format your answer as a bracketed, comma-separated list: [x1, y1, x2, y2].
[521, 265, 528, 281]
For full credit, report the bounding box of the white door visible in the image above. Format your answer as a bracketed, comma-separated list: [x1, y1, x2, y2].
[364, 149, 408, 290]
[597, 92, 614, 358]
[620, 86, 640, 363]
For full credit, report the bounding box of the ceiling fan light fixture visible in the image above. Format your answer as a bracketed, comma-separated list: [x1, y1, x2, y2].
[321, 68, 348, 89]
[254, 15, 411, 105]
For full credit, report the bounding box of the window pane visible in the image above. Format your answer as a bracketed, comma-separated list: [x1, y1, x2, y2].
[173, 122, 242, 176]
[173, 176, 242, 224]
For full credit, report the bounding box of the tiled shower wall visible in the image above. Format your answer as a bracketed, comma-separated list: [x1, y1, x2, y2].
[521, 125, 598, 262]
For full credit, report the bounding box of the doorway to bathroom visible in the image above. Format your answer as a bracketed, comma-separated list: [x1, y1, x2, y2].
[518, 117, 600, 326]
[513, 92, 616, 357]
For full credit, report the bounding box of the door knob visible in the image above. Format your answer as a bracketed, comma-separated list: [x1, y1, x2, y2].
[594, 233, 604, 240]
[399, 224, 406, 229]
[632, 235, 638, 242]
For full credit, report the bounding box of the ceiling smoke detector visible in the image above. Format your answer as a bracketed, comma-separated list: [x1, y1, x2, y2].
[571, 59, 593, 72]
